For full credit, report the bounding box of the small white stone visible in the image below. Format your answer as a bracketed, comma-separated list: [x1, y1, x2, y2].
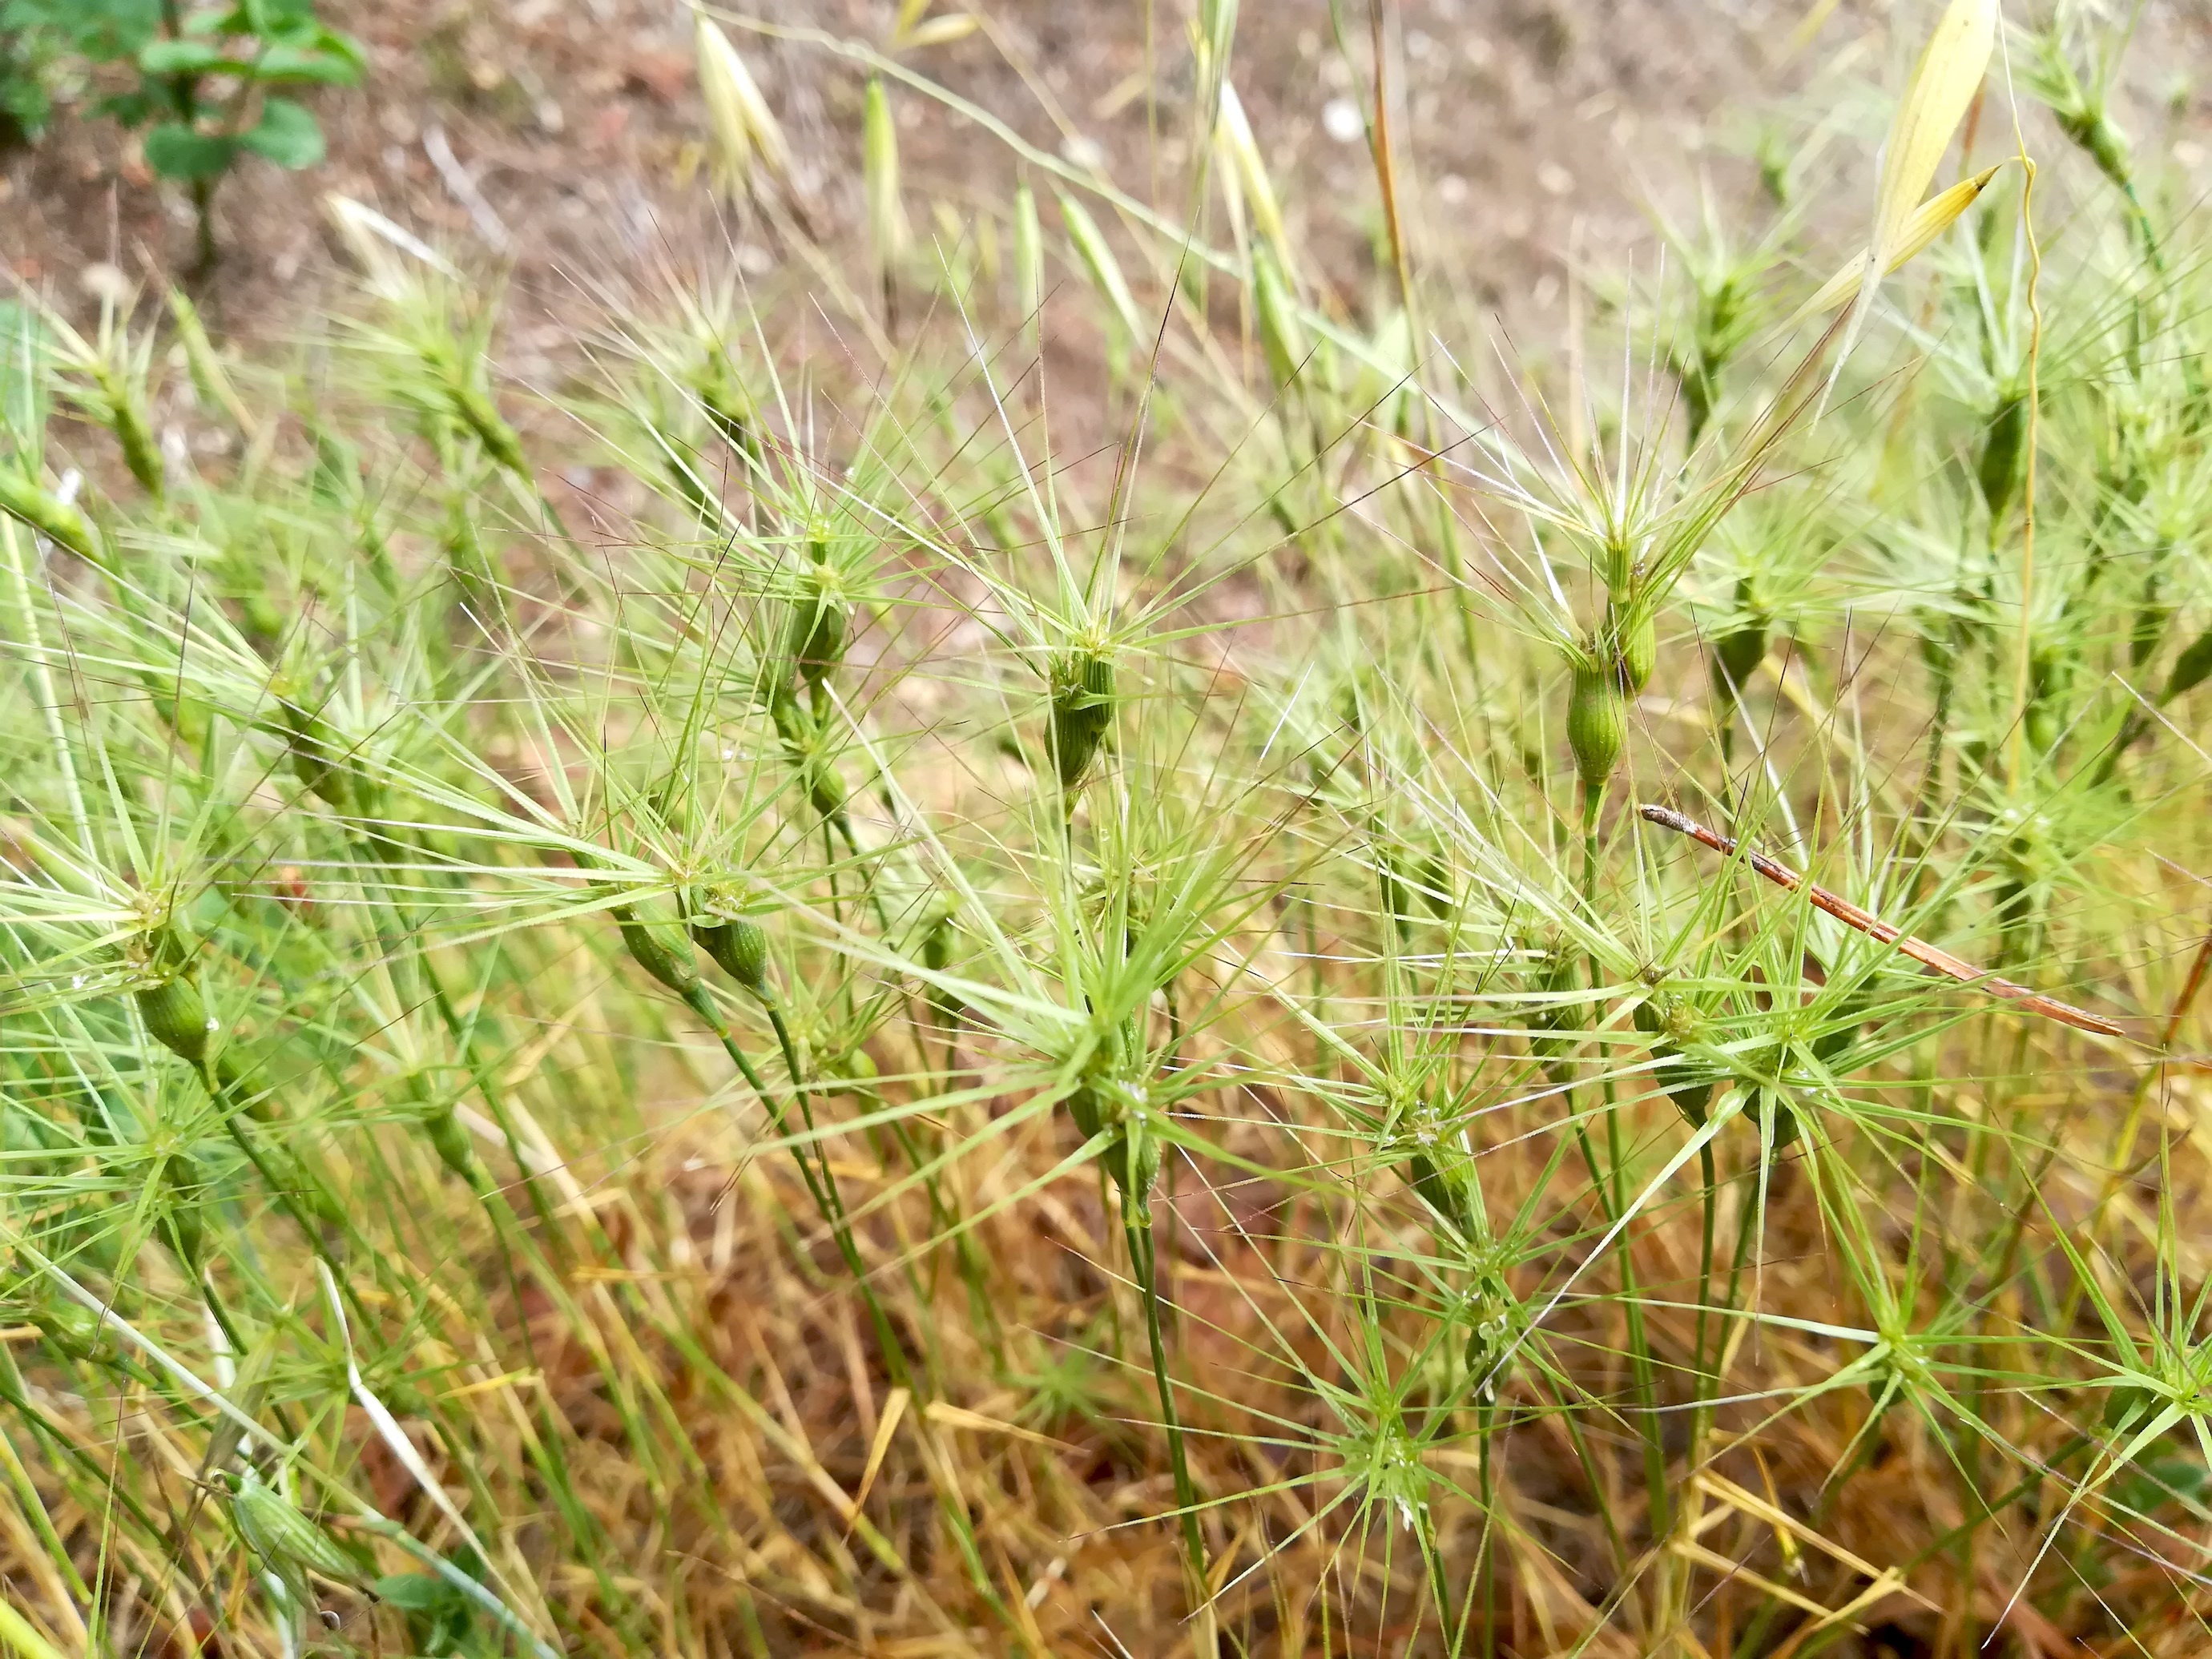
[81, 263, 131, 308]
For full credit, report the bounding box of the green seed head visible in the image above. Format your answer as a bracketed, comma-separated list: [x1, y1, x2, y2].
[136, 973, 214, 1075]
[2130, 570, 2170, 668]
[422, 1106, 477, 1182]
[688, 342, 758, 457]
[2027, 642, 2071, 754]
[920, 909, 962, 1026]
[1398, 1092, 1474, 1234]
[132, 923, 214, 1074]
[1978, 390, 2027, 519]
[1602, 534, 1634, 597]
[691, 908, 772, 998]
[1068, 1065, 1158, 1214]
[1013, 179, 1045, 334]
[1526, 941, 1583, 1073]
[276, 690, 361, 815]
[441, 370, 530, 482]
[784, 562, 850, 692]
[1634, 993, 1713, 1126]
[1714, 574, 1768, 694]
[1608, 601, 1657, 694]
[0, 466, 101, 564]
[231, 1466, 359, 1585]
[405, 1075, 479, 1183]
[2166, 625, 2212, 705]
[90, 360, 165, 503]
[864, 75, 909, 275]
[1567, 657, 1626, 791]
[1049, 646, 1117, 791]
[614, 904, 703, 997]
[1118, 1113, 1163, 1223]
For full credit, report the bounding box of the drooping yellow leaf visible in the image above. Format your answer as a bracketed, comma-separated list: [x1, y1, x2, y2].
[905, 13, 980, 47]
[1873, 0, 1998, 264]
[695, 13, 789, 195]
[1823, 0, 1997, 389]
[1791, 164, 2004, 324]
[1215, 82, 1292, 282]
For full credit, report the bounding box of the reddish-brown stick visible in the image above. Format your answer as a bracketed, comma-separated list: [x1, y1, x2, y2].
[1637, 803, 2126, 1040]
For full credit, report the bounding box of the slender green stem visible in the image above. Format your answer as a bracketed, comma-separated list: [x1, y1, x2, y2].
[1126, 1214, 1208, 1621]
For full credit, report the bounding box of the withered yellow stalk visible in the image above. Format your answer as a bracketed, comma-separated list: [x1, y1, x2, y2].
[695, 10, 791, 197]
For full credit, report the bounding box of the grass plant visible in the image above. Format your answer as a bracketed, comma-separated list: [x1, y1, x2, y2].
[4, 3, 2212, 1655]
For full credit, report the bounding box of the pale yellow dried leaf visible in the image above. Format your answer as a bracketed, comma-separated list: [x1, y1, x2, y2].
[843, 1387, 910, 1530]
[1787, 0, 1845, 56]
[695, 14, 752, 190]
[1058, 191, 1143, 336]
[864, 76, 910, 267]
[904, 13, 980, 47]
[1820, 0, 1997, 397]
[1790, 164, 2002, 324]
[695, 12, 788, 191]
[1873, 0, 1996, 262]
[1013, 179, 1044, 331]
[1215, 82, 1292, 278]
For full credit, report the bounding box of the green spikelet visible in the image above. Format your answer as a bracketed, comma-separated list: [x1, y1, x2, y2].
[2130, 569, 2170, 669]
[405, 1073, 480, 1185]
[769, 695, 850, 819]
[2166, 626, 2212, 705]
[864, 75, 911, 280]
[1525, 942, 1583, 1082]
[96, 364, 165, 503]
[421, 337, 530, 481]
[277, 691, 361, 815]
[1567, 659, 1626, 791]
[1712, 576, 1768, 698]
[691, 911, 771, 1000]
[614, 903, 703, 997]
[1400, 1093, 1475, 1234]
[1633, 993, 1714, 1127]
[135, 926, 214, 1077]
[1057, 192, 1143, 338]
[1049, 646, 1116, 792]
[1978, 389, 2026, 519]
[0, 468, 100, 563]
[690, 342, 759, 460]
[137, 975, 214, 1074]
[1608, 600, 1657, 694]
[231, 1466, 360, 1589]
[920, 908, 962, 1028]
[784, 557, 849, 695]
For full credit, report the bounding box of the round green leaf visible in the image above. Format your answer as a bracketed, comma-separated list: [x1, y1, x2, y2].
[143, 123, 238, 182]
[240, 98, 324, 169]
[137, 39, 228, 76]
[252, 45, 361, 87]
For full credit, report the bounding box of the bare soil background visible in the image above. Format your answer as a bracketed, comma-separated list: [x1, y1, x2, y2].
[6, 1, 1811, 344]
[10, 2, 2210, 375]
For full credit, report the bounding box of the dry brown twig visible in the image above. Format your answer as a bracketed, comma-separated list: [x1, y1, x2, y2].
[1637, 803, 2127, 1039]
